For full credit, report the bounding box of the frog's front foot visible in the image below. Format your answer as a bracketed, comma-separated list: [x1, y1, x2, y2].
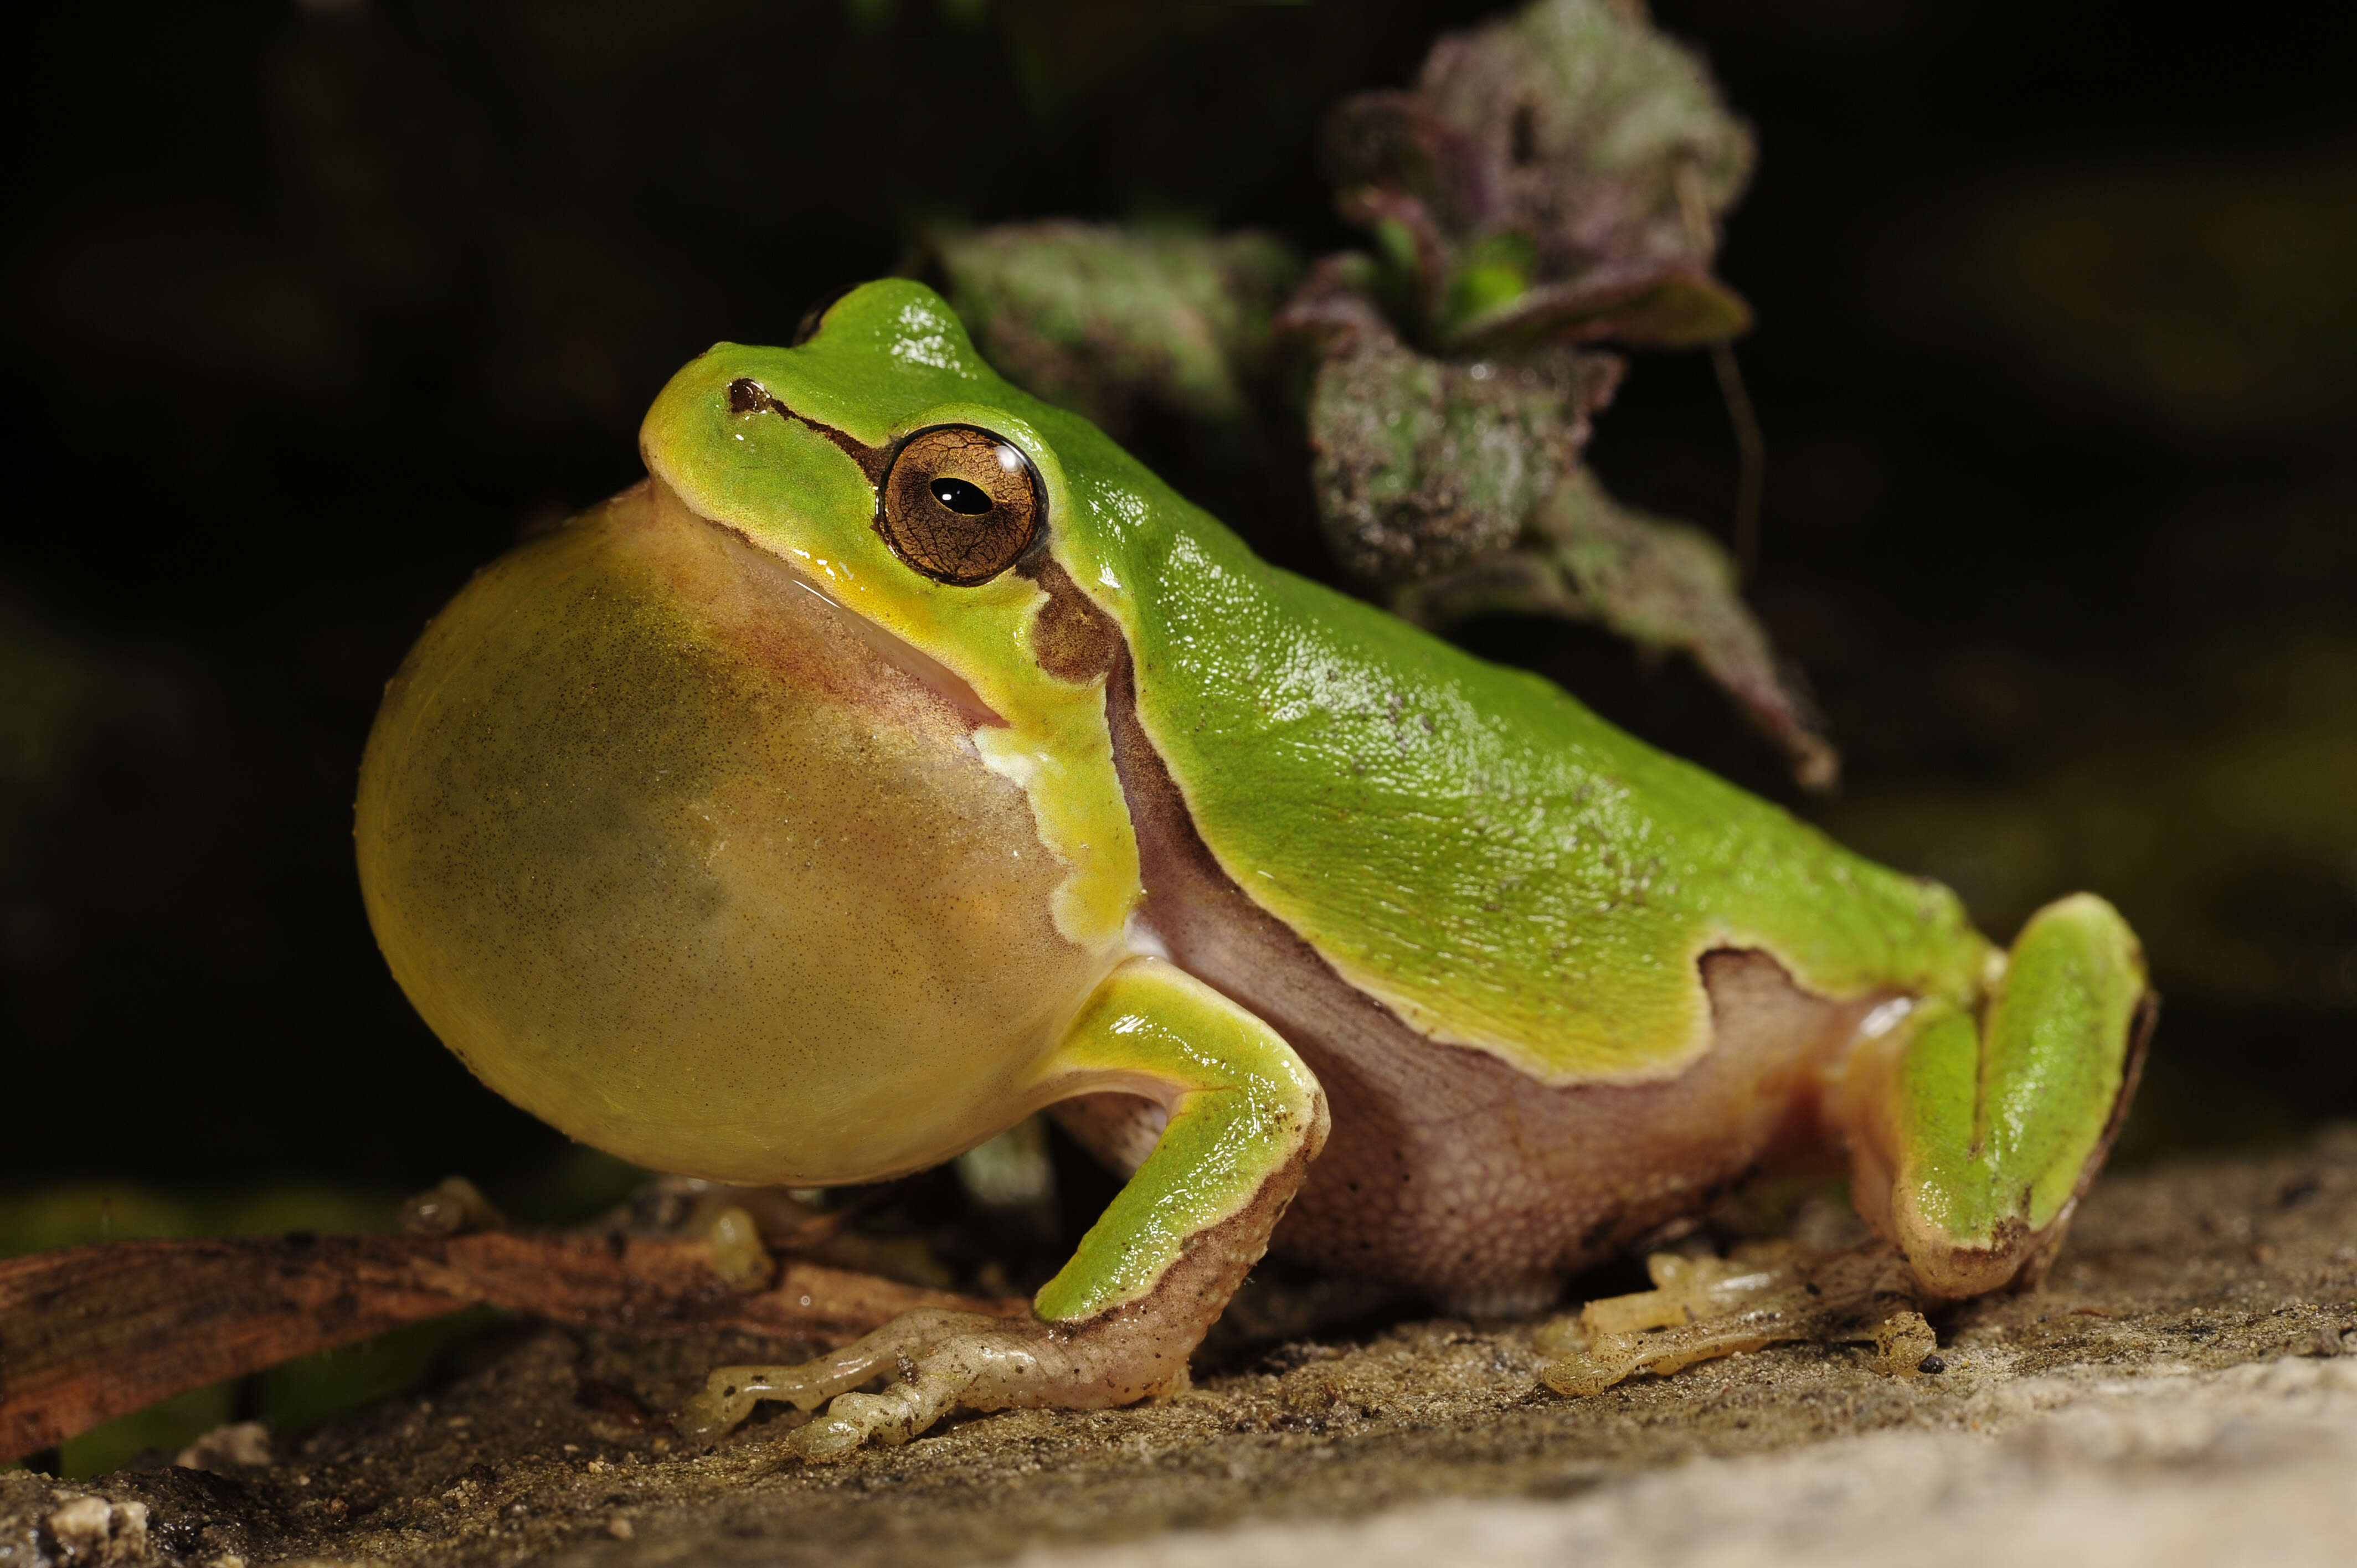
[677, 961, 1326, 1459]
[677, 1303, 1190, 1459]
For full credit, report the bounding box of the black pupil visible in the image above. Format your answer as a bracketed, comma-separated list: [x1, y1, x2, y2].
[931, 477, 994, 515]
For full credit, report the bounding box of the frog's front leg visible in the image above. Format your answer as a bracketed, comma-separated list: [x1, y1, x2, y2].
[677, 957, 1327, 1457]
[1831, 893, 2153, 1299]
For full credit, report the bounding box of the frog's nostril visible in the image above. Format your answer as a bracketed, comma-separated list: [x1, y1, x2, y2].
[727, 377, 768, 414]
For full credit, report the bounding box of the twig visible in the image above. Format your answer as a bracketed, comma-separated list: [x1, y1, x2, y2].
[0, 1232, 1026, 1463]
[1675, 157, 1766, 581]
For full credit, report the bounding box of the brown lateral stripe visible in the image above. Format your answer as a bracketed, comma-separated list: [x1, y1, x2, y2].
[727, 377, 890, 483]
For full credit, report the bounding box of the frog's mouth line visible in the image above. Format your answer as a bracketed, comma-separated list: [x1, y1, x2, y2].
[665, 477, 1009, 733]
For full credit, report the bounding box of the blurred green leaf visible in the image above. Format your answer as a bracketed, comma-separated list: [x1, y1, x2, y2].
[923, 221, 1301, 441]
[1324, 0, 1754, 351]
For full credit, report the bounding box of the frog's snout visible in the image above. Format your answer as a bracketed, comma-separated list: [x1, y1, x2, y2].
[354, 479, 1103, 1185]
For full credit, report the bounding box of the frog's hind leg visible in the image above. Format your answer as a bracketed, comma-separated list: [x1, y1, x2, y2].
[1830, 893, 2154, 1299]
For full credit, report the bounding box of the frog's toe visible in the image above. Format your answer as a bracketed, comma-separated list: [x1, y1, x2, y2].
[792, 1374, 966, 1458]
[1537, 1240, 1921, 1395]
[673, 1306, 1000, 1443]
[675, 1309, 1098, 1457]
[788, 1317, 1074, 1459]
[675, 1363, 827, 1441]
[1538, 1243, 1818, 1395]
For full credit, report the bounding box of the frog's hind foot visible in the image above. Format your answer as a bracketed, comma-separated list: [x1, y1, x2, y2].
[1537, 1240, 1924, 1396]
[1829, 893, 2153, 1301]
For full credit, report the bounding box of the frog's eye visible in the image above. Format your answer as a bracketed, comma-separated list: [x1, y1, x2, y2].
[878, 426, 1044, 586]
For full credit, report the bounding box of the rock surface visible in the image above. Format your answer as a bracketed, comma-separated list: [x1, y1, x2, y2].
[6, 1127, 2353, 1568]
[1017, 1356, 2357, 1568]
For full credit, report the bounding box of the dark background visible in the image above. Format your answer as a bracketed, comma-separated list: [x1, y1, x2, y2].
[6, 0, 2354, 1194]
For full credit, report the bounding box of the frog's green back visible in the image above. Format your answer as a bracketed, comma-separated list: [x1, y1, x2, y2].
[1059, 453, 1989, 1081]
[665, 282, 1992, 1084]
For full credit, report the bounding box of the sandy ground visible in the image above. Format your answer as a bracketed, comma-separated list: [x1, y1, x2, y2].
[6, 1125, 2353, 1567]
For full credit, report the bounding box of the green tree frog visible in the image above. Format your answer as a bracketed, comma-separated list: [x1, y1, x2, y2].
[354, 281, 2150, 1458]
